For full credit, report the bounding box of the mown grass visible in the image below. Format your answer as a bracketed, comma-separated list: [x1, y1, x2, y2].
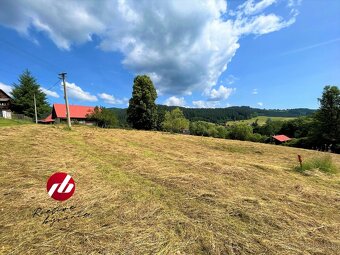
[0, 117, 32, 127]
[0, 125, 339, 254]
[295, 155, 338, 174]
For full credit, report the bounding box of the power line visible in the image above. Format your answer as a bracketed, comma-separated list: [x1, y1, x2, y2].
[45, 79, 61, 91]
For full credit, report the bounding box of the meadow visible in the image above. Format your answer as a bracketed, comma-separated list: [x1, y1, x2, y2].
[226, 116, 296, 126]
[0, 124, 339, 254]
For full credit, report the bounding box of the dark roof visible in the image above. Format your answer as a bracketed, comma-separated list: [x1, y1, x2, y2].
[0, 89, 11, 100]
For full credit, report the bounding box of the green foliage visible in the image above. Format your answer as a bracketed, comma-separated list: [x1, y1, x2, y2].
[87, 106, 118, 128]
[294, 155, 337, 174]
[279, 117, 313, 138]
[111, 106, 314, 127]
[249, 133, 268, 143]
[158, 105, 314, 124]
[254, 118, 284, 136]
[228, 124, 253, 141]
[312, 86, 340, 148]
[190, 121, 227, 138]
[156, 107, 167, 131]
[127, 75, 158, 130]
[162, 108, 189, 133]
[110, 108, 128, 127]
[11, 70, 51, 118]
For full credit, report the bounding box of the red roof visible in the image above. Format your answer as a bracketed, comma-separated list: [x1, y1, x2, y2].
[41, 114, 54, 123]
[53, 104, 95, 119]
[272, 135, 291, 142]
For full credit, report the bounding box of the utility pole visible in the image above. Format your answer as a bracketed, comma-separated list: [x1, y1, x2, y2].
[34, 94, 38, 124]
[59, 72, 71, 129]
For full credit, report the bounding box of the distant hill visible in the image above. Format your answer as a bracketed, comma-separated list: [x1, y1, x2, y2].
[110, 106, 316, 125]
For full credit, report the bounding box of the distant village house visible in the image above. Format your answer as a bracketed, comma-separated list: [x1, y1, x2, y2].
[272, 134, 291, 144]
[40, 103, 95, 124]
[0, 89, 12, 119]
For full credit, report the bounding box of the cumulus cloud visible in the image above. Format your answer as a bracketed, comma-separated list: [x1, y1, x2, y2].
[41, 87, 59, 98]
[164, 96, 186, 107]
[0, 0, 299, 95]
[0, 82, 12, 95]
[64, 82, 97, 102]
[206, 85, 235, 101]
[98, 93, 128, 105]
[257, 102, 263, 107]
[192, 100, 221, 108]
[252, 88, 258, 94]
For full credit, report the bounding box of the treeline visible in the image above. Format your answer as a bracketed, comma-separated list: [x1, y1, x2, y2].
[110, 105, 315, 125]
[119, 76, 338, 153]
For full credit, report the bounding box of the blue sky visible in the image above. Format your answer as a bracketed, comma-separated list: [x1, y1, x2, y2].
[0, 0, 339, 109]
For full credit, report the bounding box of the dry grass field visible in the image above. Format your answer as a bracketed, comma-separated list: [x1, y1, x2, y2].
[0, 125, 339, 254]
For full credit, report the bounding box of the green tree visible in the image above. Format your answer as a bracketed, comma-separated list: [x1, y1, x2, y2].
[11, 70, 50, 118]
[87, 106, 118, 128]
[162, 108, 189, 133]
[313, 85, 340, 151]
[127, 75, 158, 130]
[228, 124, 253, 141]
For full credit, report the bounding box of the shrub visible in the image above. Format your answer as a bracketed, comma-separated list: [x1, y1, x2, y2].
[162, 108, 189, 133]
[228, 124, 253, 141]
[87, 106, 119, 128]
[249, 133, 268, 143]
[294, 155, 338, 174]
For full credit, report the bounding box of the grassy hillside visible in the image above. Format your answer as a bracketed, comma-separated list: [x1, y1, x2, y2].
[226, 116, 296, 126]
[0, 125, 339, 254]
[0, 117, 32, 127]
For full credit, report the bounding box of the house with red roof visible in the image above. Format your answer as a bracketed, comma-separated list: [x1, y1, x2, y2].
[272, 134, 291, 144]
[41, 103, 95, 124]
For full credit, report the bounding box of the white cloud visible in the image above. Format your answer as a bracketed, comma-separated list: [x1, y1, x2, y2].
[0, 82, 12, 95]
[238, 0, 277, 16]
[252, 88, 258, 95]
[98, 93, 127, 105]
[192, 100, 220, 108]
[164, 96, 186, 107]
[257, 102, 263, 107]
[206, 85, 235, 101]
[224, 75, 238, 85]
[0, 0, 299, 95]
[288, 0, 302, 8]
[41, 87, 59, 98]
[64, 82, 97, 102]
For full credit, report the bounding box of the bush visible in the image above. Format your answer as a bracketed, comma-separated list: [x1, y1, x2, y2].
[228, 124, 253, 141]
[284, 137, 314, 149]
[190, 121, 227, 138]
[294, 155, 337, 174]
[162, 108, 189, 133]
[249, 133, 268, 143]
[87, 106, 119, 128]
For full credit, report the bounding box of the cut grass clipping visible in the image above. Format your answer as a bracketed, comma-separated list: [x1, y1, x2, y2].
[295, 155, 338, 174]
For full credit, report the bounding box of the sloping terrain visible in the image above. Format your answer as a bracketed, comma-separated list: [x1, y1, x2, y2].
[0, 125, 339, 254]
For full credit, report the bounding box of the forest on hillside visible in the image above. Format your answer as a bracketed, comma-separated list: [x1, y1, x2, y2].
[110, 106, 315, 126]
